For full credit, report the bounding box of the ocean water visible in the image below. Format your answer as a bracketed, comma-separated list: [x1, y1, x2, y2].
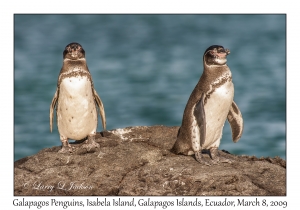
[14, 14, 286, 161]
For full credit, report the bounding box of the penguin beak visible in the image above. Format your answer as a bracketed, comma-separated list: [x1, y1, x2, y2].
[71, 50, 78, 58]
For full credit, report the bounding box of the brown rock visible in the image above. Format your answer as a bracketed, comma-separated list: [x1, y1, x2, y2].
[14, 125, 286, 196]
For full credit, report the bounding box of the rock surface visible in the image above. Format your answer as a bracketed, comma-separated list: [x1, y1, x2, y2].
[14, 125, 286, 196]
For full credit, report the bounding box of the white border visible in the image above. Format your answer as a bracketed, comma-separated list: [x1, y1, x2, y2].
[2, 0, 297, 208]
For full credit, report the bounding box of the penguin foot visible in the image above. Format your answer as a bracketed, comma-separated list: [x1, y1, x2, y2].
[82, 134, 100, 151]
[210, 147, 233, 164]
[195, 151, 211, 166]
[58, 146, 73, 153]
[58, 139, 72, 153]
[210, 159, 220, 165]
[219, 157, 233, 163]
[210, 156, 232, 164]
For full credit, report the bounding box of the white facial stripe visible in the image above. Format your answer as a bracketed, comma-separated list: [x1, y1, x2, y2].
[214, 57, 227, 65]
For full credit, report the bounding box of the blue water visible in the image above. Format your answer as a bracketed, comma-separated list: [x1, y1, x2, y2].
[14, 14, 286, 161]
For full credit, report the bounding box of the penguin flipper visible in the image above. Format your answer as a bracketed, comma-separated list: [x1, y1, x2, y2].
[50, 88, 58, 132]
[93, 88, 106, 131]
[194, 93, 206, 147]
[227, 101, 243, 142]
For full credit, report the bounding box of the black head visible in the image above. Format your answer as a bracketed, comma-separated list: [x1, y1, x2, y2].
[203, 45, 230, 66]
[63, 42, 85, 60]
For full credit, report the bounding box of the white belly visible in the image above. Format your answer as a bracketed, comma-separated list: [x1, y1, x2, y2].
[202, 82, 234, 148]
[57, 76, 97, 140]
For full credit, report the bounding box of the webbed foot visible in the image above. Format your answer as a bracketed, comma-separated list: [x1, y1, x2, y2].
[58, 138, 73, 153]
[195, 151, 211, 166]
[82, 134, 100, 151]
[210, 147, 233, 164]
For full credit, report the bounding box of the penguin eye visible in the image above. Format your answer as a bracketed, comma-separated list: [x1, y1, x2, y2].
[210, 49, 218, 57]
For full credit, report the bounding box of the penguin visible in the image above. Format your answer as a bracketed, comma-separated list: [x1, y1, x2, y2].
[171, 45, 243, 165]
[50, 42, 106, 153]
